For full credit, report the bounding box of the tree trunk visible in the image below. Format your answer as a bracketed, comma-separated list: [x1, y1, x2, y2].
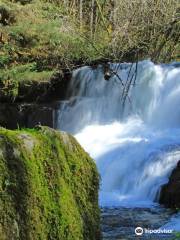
[80, 0, 83, 28]
[90, 0, 95, 37]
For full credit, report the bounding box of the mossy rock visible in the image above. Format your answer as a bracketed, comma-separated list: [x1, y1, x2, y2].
[0, 126, 100, 240]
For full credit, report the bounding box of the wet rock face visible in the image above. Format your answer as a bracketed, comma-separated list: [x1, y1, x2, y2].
[159, 161, 180, 208]
[0, 103, 59, 129]
[0, 71, 71, 130]
[0, 70, 71, 103]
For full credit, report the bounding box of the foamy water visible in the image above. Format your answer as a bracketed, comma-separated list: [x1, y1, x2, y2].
[58, 60, 180, 208]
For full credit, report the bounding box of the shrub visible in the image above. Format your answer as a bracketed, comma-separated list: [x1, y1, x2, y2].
[0, 4, 15, 25]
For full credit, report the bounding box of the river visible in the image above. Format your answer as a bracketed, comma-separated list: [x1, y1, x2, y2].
[58, 60, 180, 239]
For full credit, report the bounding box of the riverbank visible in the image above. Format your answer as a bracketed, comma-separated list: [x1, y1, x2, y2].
[0, 0, 179, 101]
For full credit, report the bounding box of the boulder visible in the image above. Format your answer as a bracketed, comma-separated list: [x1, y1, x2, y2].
[159, 161, 180, 208]
[0, 126, 100, 240]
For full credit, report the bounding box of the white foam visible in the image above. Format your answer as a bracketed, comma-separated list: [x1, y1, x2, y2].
[58, 60, 180, 207]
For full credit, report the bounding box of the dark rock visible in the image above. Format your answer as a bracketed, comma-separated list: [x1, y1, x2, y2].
[16, 71, 71, 103]
[103, 63, 112, 81]
[0, 70, 71, 104]
[0, 70, 71, 130]
[0, 102, 60, 129]
[159, 160, 180, 208]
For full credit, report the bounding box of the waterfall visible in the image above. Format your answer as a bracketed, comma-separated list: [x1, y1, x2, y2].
[58, 60, 180, 207]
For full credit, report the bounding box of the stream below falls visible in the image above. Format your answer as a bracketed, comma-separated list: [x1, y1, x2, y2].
[101, 207, 177, 239]
[57, 60, 180, 239]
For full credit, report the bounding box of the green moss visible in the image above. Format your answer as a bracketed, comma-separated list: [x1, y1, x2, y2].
[1, 0, 177, 100]
[0, 63, 54, 83]
[0, 0, 107, 100]
[0, 0, 179, 76]
[0, 0, 105, 72]
[0, 63, 54, 100]
[0, 126, 100, 240]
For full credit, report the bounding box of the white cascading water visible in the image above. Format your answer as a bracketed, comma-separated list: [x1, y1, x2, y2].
[58, 60, 180, 207]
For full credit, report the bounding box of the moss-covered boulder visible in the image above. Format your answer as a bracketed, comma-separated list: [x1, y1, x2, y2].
[0, 126, 100, 240]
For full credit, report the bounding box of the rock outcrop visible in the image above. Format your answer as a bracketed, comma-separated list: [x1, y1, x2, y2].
[159, 161, 180, 208]
[0, 126, 100, 240]
[0, 103, 59, 129]
[0, 71, 71, 104]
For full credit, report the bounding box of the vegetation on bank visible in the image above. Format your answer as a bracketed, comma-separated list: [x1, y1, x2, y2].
[0, 126, 100, 240]
[0, 0, 179, 99]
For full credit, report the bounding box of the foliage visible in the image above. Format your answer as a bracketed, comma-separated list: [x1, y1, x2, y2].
[0, 63, 54, 100]
[174, 232, 180, 239]
[46, 0, 179, 62]
[0, 0, 179, 98]
[0, 0, 106, 71]
[0, 4, 16, 25]
[0, 126, 100, 239]
[0, 63, 54, 82]
[108, 0, 180, 62]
